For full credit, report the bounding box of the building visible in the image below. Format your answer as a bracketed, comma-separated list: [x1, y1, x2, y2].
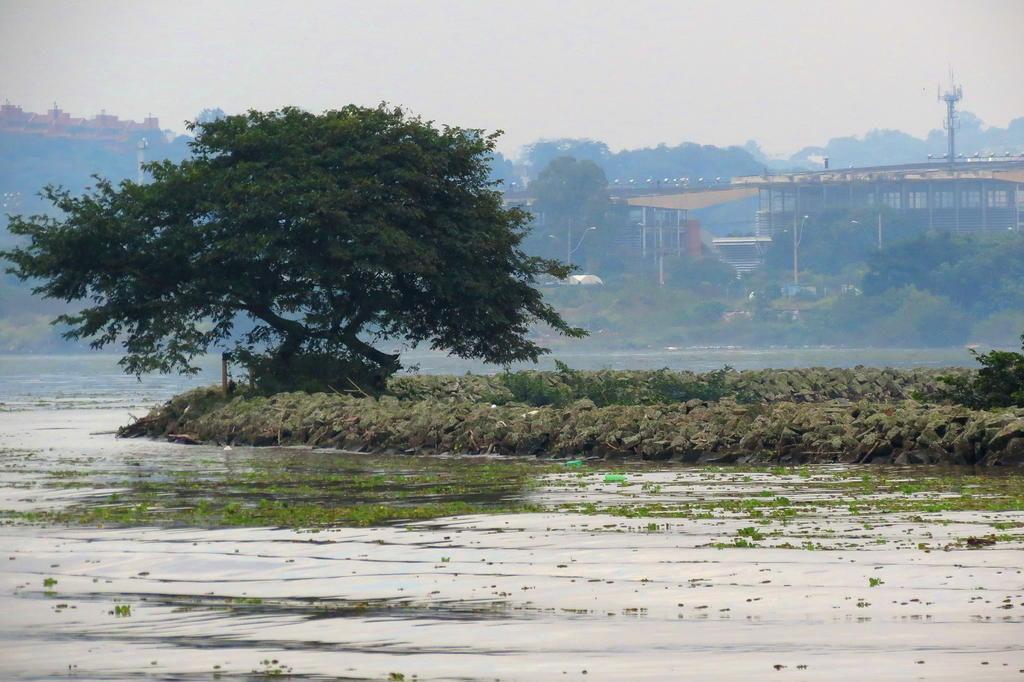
[711, 235, 772, 273]
[607, 204, 701, 260]
[0, 102, 160, 142]
[621, 158, 1024, 272]
[736, 159, 1024, 236]
[612, 80, 1023, 250]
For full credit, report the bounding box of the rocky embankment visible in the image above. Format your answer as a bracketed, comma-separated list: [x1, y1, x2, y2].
[122, 368, 1024, 466]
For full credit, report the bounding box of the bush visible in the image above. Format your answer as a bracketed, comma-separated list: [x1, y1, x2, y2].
[929, 335, 1024, 408]
[690, 301, 727, 325]
[498, 361, 737, 407]
[498, 368, 575, 407]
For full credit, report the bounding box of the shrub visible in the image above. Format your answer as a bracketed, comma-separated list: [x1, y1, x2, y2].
[498, 361, 737, 407]
[499, 368, 575, 407]
[930, 334, 1024, 408]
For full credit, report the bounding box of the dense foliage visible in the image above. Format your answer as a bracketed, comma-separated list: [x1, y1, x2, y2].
[531, 217, 1024, 349]
[524, 156, 611, 265]
[522, 138, 762, 183]
[2, 106, 583, 391]
[499, 361, 738, 407]
[930, 336, 1024, 408]
[762, 208, 924, 278]
[6, 108, 1024, 354]
[862, 232, 1024, 316]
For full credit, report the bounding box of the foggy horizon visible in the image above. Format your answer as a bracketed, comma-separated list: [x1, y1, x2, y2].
[2, 0, 1023, 157]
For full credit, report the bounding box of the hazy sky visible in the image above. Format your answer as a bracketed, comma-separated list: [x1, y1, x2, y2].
[2, 0, 1022, 157]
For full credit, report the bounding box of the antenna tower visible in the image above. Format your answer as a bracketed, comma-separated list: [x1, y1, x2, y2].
[938, 72, 962, 164]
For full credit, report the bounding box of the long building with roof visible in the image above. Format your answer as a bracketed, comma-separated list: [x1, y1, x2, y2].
[620, 158, 1024, 271]
[622, 158, 1024, 234]
[737, 159, 1024, 235]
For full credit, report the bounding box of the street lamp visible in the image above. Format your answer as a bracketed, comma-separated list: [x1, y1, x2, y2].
[552, 226, 597, 267]
[850, 215, 883, 250]
[793, 214, 808, 286]
[569, 226, 597, 267]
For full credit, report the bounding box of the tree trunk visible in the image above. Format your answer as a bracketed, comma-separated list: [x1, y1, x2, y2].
[275, 330, 306, 361]
[344, 332, 401, 374]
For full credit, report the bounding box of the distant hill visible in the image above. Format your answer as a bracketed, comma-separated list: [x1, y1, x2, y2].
[786, 111, 1024, 169]
[518, 138, 763, 184]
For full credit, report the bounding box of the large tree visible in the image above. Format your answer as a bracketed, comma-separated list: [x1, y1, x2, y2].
[530, 156, 609, 225]
[3, 105, 584, 391]
[527, 156, 610, 266]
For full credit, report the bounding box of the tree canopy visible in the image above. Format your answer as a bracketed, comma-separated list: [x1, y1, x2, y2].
[530, 156, 609, 225]
[521, 138, 762, 183]
[3, 105, 584, 391]
[526, 156, 610, 265]
[862, 231, 1024, 316]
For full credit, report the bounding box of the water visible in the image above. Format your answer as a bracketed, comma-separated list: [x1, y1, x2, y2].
[2, 348, 1021, 680]
[0, 347, 978, 410]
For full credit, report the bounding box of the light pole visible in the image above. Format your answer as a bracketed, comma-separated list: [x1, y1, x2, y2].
[570, 226, 597, 267]
[851, 214, 883, 250]
[550, 226, 596, 268]
[567, 217, 573, 267]
[793, 214, 808, 286]
[658, 222, 664, 287]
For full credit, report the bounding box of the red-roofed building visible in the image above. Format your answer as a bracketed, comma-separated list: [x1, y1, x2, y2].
[0, 102, 160, 142]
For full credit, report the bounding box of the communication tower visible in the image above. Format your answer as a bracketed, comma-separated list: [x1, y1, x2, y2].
[938, 73, 963, 164]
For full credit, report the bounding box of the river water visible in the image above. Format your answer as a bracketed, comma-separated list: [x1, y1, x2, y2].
[0, 347, 978, 411]
[2, 349, 1022, 680]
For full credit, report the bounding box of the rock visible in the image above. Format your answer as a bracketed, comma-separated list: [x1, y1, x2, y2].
[166, 433, 201, 445]
[916, 428, 942, 450]
[952, 438, 977, 463]
[126, 372, 1024, 467]
[988, 419, 1024, 452]
[988, 436, 1024, 466]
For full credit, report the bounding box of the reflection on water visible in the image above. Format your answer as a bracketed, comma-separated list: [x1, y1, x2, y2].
[3, 506, 1023, 680]
[1, 408, 1023, 680]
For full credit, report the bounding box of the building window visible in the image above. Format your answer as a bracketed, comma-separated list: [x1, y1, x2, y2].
[881, 191, 901, 209]
[784, 191, 795, 212]
[988, 189, 1008, 208]
[852, 189, 873, 208]
[961, 189, 981, 208]
[934, 190, 954, 209]
[907, 191, 928, 209]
